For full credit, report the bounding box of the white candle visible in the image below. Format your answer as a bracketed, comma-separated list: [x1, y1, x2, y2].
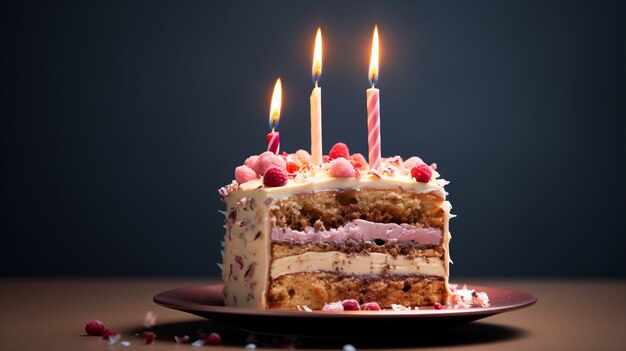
[310, 28, 323, 165]
[367, 26, 381, 169]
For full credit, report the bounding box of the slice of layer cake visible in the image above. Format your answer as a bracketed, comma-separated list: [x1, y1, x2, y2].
[218, 144, 452, 310]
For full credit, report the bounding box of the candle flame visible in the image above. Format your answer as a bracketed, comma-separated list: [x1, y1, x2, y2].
[312, 28, 322, 84]
[368, 25, 379, 87]
[269, 78, 282, 130]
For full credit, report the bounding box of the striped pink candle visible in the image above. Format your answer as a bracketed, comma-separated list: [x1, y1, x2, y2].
[367, 88, 380, 169]
[266, 131, 280, 154]
[367, 26, 381, 169]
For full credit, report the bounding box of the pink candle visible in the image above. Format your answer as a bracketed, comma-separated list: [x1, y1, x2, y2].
[367, 87, 380, 169]
[267, 78, 282, 155]
[266, 131, 280, 154]
[366, 26, 381, 169]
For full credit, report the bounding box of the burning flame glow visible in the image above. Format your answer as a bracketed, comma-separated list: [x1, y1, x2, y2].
[312, 28, 322, 84]
[368, 25, 379, 87]
[269, 78, 282, 130]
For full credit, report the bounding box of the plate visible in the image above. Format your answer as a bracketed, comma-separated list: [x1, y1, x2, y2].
[154, 283, 536, 336]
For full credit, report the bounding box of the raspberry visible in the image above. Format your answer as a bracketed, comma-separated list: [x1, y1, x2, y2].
[263, 166, 288, 187]
[361, 302, 381, 311]
[201, 332, 221, 345]
[433, 302, 443, 310]
[142, 331, 156, 344]
[85, 320, 107, 336]
[350, 153, 368, 170]
[341, 299, 361, 311]
[411, 164, 432, 183]
[286, 161, 299, 173]
[329, 142, 350, 160]
[322, 155, 330, 163]
[197, 331, 220, 344]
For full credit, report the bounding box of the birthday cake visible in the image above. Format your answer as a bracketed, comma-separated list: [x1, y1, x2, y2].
[218, 143, 452, 310]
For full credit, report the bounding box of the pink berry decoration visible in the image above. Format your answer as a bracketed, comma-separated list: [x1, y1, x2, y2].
[203, 332, 221, 346]
[411, 164, 432, 183]
[329, 158, 356, 178]
[329, 142, 350, 160]
[341, 299, 361, 311]
[235, 165, 257, 184]
[263, 166, 288, 187]
[142, 331, 156, 344]
[85, 320, 107, 336]
[252, 151, 286, 175]
[361, 302, 381, 311]
[244, 155, 258, 168]
[350, 153, 368, 171]
[294, 149, 312, 164]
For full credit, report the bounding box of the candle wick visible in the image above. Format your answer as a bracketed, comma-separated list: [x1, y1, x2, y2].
[315, 79, 319, 88]
[371, 74, 376, 89]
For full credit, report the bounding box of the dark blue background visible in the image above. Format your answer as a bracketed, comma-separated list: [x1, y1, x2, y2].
[2, 0, 625, 277]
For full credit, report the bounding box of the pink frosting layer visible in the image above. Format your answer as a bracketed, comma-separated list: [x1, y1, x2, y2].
[271, 219, 442, 244]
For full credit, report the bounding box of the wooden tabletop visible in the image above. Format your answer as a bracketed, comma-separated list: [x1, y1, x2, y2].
[1, 278, 624, 351]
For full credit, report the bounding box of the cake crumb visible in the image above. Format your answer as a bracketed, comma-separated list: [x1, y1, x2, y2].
[391, 304, 411, 311]
[448, 285, 490, 308]
[322, 302, 344, 311]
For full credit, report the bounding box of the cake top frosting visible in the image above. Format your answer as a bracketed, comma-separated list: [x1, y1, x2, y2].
[219, 142, 448, 199]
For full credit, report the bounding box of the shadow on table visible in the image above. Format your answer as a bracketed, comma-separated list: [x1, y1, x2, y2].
[130, 320, 529, 348]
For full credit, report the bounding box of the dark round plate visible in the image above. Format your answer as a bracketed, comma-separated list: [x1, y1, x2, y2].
[154, 283, 536, 336]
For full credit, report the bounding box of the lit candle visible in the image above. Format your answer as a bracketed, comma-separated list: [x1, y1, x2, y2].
[267, 78, 282, 154]
[310, 28, 323, 165]
[367, 25, 381, 169]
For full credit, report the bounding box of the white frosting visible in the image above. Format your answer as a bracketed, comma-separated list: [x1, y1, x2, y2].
[270, 251, 446, 279]
[271, 219, 442, 244]
[235, 171, 447, 201]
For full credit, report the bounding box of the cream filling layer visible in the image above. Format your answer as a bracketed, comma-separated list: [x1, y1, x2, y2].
[270, 251, 445, 279]
[271, 219, 442, 244]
